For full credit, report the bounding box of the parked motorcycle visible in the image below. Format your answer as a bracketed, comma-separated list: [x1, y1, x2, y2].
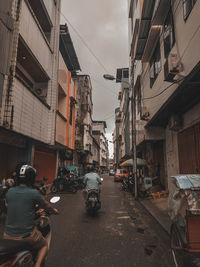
[0, 184, 7, 216]
[34, 176, 49, 196]
[0, 196, 60, 267]
[51, 176, 77, 194]
[0, 178, 16, 216]
[121, 175, 134, 193]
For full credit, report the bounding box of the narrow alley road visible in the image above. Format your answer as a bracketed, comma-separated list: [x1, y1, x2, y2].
[47, 175, 174, 267]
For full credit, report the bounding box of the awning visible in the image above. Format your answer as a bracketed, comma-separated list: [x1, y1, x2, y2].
[60, 24, 81, 74]
[170, 175, 200, 190]
[120, 158, 146, 167]
[142, 26, 161, 62]
[135, 0, 155, 60]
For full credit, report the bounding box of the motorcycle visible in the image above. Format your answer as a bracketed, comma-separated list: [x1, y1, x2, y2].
[34, 177, 49, 196]
[0, 196, 60, 267]
[85, 178, 103, 215]
[121, 175, 134, 193]
[0, 184, 7, 216]
[51, 175, 77, 194]
[86, 189, 101, 214]
[0, 178, 15, 217]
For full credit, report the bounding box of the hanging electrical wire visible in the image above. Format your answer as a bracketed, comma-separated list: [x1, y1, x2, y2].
[60, 11, 110, 74]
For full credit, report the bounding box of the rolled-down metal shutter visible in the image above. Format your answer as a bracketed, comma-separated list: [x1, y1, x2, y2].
[178, 123, 200, 174]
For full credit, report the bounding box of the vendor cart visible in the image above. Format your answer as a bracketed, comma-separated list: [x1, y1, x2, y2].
[169, 175, 200, 267]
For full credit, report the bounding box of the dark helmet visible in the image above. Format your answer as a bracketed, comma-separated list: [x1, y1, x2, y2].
[88, 166, 95, 173]
[18, 165, 37, 185]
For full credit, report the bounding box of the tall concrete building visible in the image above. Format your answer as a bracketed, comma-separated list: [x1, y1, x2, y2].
[0, 0, 61, 182]
[75, 75, 94, 169]
[128, 0, 200, 188]
[56, 24, 81, 167]
[116, 68, 130, 162]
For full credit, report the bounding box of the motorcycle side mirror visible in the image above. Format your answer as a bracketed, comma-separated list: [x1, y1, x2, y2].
[101, 178, 104, 182]
[50, 196, 60, 203]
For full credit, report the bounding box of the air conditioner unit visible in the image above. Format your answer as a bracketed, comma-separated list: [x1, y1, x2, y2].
[35, 88, 47, 98]
[168, 114, 182, 131]
[164, 45, 184, 82]
[140, 106, 150, 121]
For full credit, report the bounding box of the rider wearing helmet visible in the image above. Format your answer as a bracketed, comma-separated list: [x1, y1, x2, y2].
[3, 164, 58, 267]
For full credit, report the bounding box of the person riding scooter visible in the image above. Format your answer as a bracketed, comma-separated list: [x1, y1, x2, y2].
[3, 164, 58, 267]
[83, 166, 102, 201]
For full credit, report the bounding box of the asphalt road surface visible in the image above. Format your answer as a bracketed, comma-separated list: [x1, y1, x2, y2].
[46, 175, 174, 267]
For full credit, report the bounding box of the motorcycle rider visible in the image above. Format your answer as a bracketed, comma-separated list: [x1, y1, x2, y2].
[3, 164, 58, 267]
[83, 166, 102, 201]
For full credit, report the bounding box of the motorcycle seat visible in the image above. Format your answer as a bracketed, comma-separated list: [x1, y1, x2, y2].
[0, 239, 31, 256]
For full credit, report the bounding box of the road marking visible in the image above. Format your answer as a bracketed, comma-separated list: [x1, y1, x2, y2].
[117, 216, 130, 219]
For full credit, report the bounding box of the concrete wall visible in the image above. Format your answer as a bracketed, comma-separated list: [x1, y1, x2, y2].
[182, 102, 200, 131]
[165, 128, 179, 180]
[12, 78, 50, 143]
[56, 113, 66, 145]
[141, 0, 200, 122]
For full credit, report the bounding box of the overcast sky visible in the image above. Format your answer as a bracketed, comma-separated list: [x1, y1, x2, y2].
[61, 0, 129, 157]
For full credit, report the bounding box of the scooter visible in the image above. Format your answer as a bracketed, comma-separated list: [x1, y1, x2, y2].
[85, 178, 103, 215]
[86, 189, 101, 214]
[0, 196, 60, 267]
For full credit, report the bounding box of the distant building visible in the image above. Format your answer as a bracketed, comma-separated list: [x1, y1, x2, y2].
[56, 24, 81, 166]
[116, 68, 130, 162]
[92, 121, 109, 172]
[113, 107, 120, 168]
[75, 75, 94, 169]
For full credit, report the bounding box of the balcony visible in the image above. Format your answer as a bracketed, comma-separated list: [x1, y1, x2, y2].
[26, 0, 52, 42]
[19, 0, 53, 77]
[136, 120, 165, 147]
[16, 36, 50, 102]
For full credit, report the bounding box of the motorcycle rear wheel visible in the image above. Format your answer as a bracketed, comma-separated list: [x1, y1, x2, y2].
[50, 185, 58, 193]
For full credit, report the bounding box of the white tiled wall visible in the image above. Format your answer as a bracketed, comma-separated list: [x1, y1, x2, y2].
[13, 79, 50, 143]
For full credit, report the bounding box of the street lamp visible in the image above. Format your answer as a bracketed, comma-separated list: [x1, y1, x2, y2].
[103, 74, 138, 199]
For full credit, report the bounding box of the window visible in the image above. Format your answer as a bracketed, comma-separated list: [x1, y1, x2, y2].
[69, 102, 73, 125]
[27, 0, 52, 42]
[16, 37, 49, 101]
[164, 9, 175, 58]
[149, 42, 161, 88]
[182, 0, 197, 20]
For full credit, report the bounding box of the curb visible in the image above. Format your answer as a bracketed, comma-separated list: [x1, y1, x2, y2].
[138, 199, 171, 236]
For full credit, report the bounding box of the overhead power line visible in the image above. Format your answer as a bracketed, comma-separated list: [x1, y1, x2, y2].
[142, 77, 185, 100]
[60, 12, 110, 74]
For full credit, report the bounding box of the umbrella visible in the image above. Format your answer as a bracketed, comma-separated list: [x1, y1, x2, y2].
[120, 158, 146, 167]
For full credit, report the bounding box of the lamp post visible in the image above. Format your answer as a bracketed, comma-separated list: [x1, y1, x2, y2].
[103, 74, 138, 199]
